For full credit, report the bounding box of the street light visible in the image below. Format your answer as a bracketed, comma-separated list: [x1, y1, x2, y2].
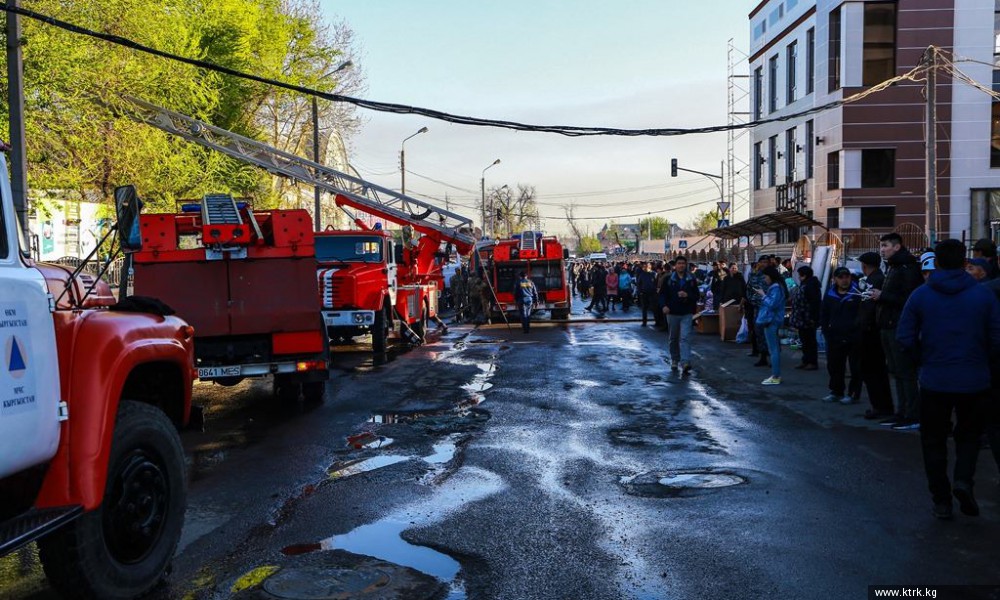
[481, 159, 501, 237]
[400, 127, 429, 196]
[312, 59, 353, 231]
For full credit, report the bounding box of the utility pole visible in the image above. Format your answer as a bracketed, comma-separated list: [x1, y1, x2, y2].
[312, 96, 322, 231]
[924, 46, 938, 245]
[6, 0, 29, 239]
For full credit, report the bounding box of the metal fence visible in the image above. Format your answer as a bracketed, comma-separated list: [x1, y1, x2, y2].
[50, 256, 130, 288]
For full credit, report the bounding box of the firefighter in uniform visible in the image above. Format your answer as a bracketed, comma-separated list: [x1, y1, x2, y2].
[515, 271, 539, 333]
[450, 267, 468, 322]
[467, 270, 484, 323]
[478, 267, 493, 324]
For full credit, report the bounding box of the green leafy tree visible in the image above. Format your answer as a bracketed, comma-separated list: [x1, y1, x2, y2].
[638, 216, 671, 239]
[688, 210, 722, 235]
[578, 236, 602, 254]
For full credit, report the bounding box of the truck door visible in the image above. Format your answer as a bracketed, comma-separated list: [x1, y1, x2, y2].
[386, 239, 398, 303]
[0, 159, 62, 479]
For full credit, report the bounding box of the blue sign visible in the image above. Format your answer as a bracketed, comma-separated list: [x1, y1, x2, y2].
[717, 219, 730, 228]
[679, 240, 688, 249]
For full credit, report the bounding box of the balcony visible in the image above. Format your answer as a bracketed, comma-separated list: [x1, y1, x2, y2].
[776, 180, 807, 213]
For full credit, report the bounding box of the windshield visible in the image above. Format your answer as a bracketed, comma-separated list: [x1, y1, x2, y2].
[315, 235, 384, 263]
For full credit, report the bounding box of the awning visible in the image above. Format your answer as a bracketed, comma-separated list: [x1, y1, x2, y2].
[709, 211, 825, 239]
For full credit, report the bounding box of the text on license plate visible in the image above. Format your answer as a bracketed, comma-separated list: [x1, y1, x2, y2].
[198, 366, 242, 379]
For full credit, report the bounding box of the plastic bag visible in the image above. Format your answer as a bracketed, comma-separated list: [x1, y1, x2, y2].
[735, 317, 749, 343]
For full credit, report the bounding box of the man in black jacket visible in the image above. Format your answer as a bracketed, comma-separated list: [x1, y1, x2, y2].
[792, 266, 822, 371]
[857, 252, 894, 420]
[869, 234, 923, 430]
[820, 267, 863, 403]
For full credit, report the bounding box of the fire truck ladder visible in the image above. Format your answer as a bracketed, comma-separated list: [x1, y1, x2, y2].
[519, 231, 538, 253]
[202, 193, 242, 225]
[116, 95, 475, 248]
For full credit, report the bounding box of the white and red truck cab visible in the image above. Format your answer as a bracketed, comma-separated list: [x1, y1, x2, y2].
[0, 168, 196, 599]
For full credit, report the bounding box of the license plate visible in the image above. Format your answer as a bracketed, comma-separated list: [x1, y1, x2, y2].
[198, 365, 241, 379]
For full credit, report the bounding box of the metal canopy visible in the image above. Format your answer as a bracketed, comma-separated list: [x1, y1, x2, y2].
[709, 211, 825, 239]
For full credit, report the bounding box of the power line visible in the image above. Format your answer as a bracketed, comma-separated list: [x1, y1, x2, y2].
[0, 4, 931, 138]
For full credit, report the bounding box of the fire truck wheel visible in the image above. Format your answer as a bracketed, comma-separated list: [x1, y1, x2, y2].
[372, 306, 389, 355]
[302, 381, 325, 404]
[274, 377, 301, 404]
[39, 401, 186, 600]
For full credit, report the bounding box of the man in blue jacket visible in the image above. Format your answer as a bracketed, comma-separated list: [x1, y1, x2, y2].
[897, 239, 1000, 519]
[514, 271, 539, 334]
[660, 256, 700, 374]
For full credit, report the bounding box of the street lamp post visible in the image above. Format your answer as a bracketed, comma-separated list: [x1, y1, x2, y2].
[481, 159, 501, 237]
[312, 60, 353, 232]
[400, 127, 429, 196]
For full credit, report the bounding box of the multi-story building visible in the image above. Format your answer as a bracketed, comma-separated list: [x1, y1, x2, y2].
[748, 0, 1000, 249]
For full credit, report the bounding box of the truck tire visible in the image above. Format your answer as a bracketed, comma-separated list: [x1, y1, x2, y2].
[372, 305, 389, 355]
[302, 381, 325, 404]
[39, 401, 186, 600]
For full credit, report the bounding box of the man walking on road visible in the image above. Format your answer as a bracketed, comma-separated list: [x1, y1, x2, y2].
[897, 239, 1000, 519]
[637, 262, 659, 327]
[870, 233, 923, 431]
[514, 271, 539, 334]
[660, 256, 699, 374]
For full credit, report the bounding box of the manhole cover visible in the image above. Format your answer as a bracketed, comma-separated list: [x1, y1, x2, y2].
[622, 469, 748, 498]
[262, 567, 391, 599]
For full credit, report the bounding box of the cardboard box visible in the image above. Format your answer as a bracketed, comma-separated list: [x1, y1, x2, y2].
[719, 305, 743, 341]
[696, 314, 719, 334]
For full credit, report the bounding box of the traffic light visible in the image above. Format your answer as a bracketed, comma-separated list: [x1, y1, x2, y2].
[670, 158, 678, 177]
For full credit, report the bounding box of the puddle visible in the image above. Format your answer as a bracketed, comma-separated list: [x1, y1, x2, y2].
[346, 432, 393, 450]
[262, 566, 392, 599]
[320, 520, 461, 582]
[423, 436, 459, 465]
[328, 455, 412, 479]
[621, 469, 748, 498]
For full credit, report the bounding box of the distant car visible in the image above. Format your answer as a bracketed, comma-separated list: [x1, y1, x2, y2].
[587, 252, 608, 261]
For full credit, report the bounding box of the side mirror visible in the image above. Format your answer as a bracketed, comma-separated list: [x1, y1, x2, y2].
[114, 185, 143, 252]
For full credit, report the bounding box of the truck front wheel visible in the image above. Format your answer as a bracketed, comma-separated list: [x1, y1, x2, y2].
[40, 401, 186, 600]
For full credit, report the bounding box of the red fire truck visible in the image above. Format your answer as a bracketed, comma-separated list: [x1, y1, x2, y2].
[0, 177, 195, 599]
[132, 194, 329, 403]
[316, 196, 474, 354]
[487, 231, 571, 320]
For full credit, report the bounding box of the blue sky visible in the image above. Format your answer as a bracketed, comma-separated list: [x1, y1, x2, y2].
[322, 1, 752, 234]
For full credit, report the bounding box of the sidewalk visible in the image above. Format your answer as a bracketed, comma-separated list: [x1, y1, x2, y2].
[682, 328, 910, 433]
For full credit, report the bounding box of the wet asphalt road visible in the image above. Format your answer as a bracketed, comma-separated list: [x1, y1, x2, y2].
[3, 302, 1000, 600]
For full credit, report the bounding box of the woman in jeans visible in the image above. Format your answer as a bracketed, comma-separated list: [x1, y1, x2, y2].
[755, 266, 787, 385]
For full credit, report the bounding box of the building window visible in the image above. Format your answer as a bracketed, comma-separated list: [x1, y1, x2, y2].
[829, 7, 842, 92]
[754, 142, 763, 190]
[768, 136, 778, 187]
[806, 28, 815, 94]
[863, 2, 897, 86]
[827, 151, 840, 190]
[861, 149, 895, 188]
[785, 128, 796, 182]
[805, 120, 815, 179]
[769, 56, 779, 112]
[991, 103, 1000, 168]
[753, 67, 763, 120]
[861, 206, 895, 228]
[787, 41, 798, 104]
[827, 207, 840, 229]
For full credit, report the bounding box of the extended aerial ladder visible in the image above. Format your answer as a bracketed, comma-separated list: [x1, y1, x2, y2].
[116, 95, 476, 256]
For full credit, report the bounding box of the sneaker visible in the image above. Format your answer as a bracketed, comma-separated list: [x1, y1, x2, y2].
[839, 395, 857, 405]
[953, 482, 980, 517]
[682, 363, 692, 375]
[821, 393, 840, 403]
[762, 376, 781, 385]
[879, 416, 901, 427]
[891, 420, 920, 431]
[932, 501, 954, 520]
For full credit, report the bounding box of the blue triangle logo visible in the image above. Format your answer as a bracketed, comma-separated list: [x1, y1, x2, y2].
[9, 338, 26, 372]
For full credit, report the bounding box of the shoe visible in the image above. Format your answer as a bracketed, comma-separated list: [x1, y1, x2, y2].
[682, 363, 692, 375]
[802, 364, 818, 371]
[953, 482, 980, 516]
[891, 420, 920, 431]
[762, 376, 781, 385]
[932, 501, 954, 520]
[821, 393, 840, 403]
[864, 409, 893, 420]
[879, 416, 901, 427]
[839, 395, 857, 405]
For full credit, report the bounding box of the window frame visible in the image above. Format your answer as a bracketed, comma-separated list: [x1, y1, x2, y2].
[828, 7, 842, 93]
[769, 55, 779, 113]
[860, 148, 896, 188]
[805, 120, 815, 179]
[806, 27, 816, 94]
[768, 136, 778, 188]
[787, 41, 798, 104]
[862, 1, 897, 86]
[827, 151, 840, 191]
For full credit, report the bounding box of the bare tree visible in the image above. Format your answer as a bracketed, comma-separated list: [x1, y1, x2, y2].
[490, 184, 540, 237]
[563, 203, 585, 249]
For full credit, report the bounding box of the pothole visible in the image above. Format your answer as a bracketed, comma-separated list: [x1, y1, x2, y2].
[621, 469, 747, 498]
[262, 566, 391, 599]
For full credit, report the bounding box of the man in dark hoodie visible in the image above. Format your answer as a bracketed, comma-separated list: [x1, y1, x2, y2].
[897, 239, 1000, 519]
[857, 252, 894, 419]
[820, 267, 863, 403]
[869, 233, 923, 430]
[982, 271, 1000, 479]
